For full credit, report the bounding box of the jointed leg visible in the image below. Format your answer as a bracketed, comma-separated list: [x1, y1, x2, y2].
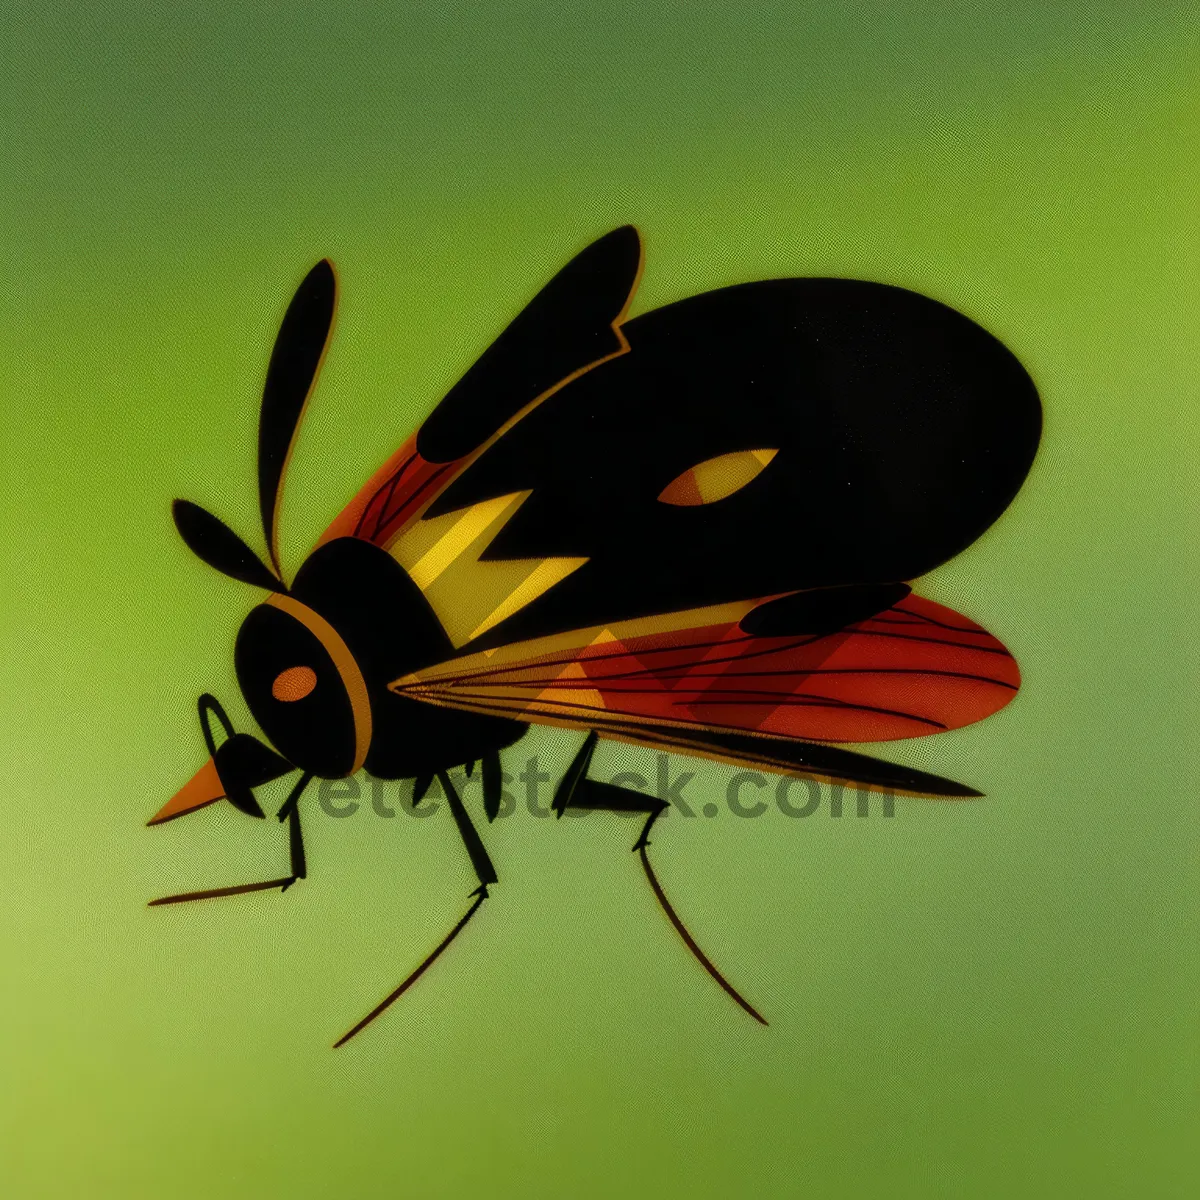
[278, 772, 308, 892]
[149, 772, 312, 906]
[440, 769, 497, 889]
[334, 770, 495, 1047]
[556, 735, 768, 1026]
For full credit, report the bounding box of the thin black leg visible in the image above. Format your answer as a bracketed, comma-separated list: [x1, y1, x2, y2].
[552, 731, 598, 815]
[333, 768, 497, 1047]
[556, 735, 768, 1026]
[279, 797, 307, 892]
[333, 888, 488, 1049]
[149, 772, 313, 906]
[632, 805, 767, 1025]
[439, 770, 497, 888]
[481, 751, 503, 823]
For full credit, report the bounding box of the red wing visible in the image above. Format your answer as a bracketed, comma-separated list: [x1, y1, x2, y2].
[390, 592, 1019, 744]
[317, 434, 463, 549]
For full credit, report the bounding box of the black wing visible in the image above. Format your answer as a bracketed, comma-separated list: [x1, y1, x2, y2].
[320, 226, 643, 551]
[416, 225, 643, 464]
[422, 266, 1041, 650]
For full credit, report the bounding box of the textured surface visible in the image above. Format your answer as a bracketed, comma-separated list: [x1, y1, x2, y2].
[3, 4, 1198, 1198]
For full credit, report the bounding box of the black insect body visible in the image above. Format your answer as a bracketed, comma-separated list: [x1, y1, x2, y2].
[150, 227, 1041, 1045]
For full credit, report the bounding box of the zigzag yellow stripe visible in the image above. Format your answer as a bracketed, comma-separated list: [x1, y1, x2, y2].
[390, 491, 588, 647]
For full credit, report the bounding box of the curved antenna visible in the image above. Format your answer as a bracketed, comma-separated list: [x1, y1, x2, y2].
[258, 259, 338, 579]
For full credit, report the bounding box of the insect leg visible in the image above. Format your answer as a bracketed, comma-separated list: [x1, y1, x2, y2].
[633, 803, 767, 1026]
[278, 774, 309, 891]
[148, 772, 313, 906]
[481, 750, 504, 822]
[439, 769, 497, 888]
[333, 770, 495, 1047]
[551, 731, 598, 814]
[555, 739, 768, 1026]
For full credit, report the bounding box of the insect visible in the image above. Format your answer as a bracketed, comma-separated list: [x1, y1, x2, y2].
[149, 226, 1041, 1045]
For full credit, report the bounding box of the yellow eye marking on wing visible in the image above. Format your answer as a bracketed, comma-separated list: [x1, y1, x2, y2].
[389, 491, 587, 648]
[658, 448, 778, 506]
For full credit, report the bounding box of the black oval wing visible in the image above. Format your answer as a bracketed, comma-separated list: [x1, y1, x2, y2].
[425, 271, 1041, 650]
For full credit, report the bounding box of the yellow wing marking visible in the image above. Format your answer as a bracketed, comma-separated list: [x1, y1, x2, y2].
[389, 491, 587, 648]
[658, 448, 778, 506]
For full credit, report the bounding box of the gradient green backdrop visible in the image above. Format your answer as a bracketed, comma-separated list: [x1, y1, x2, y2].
[3, 4, 1198, 1197]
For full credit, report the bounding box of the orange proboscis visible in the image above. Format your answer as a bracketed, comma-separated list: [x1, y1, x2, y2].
[147, 757, 225, 825]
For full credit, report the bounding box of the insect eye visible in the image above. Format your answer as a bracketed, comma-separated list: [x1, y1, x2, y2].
[272, 665, 318, 702]
[657, 448, 778, 506]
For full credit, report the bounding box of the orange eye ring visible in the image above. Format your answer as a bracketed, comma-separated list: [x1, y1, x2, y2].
[272, 665, 318, 702]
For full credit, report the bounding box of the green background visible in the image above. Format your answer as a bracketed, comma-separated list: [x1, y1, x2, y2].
[3, 3, 1198, 1196]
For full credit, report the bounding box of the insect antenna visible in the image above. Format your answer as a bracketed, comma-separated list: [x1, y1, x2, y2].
[257, 259, 337, 581]
[172, 499, 285, 591]
[172, 262, 335, 590]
